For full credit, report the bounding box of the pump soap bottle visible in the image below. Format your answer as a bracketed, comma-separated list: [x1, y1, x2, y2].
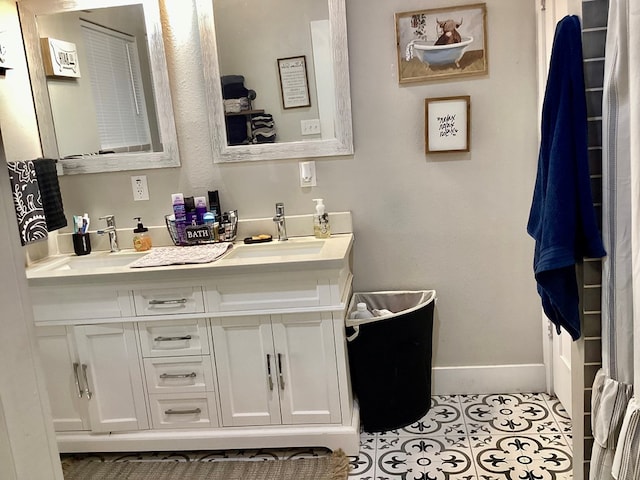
[312, 198, 331, 239]
[133, 217, 152, 252]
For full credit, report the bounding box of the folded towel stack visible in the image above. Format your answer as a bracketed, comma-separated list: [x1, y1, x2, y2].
[251, 114, 276, 144]
[224, 97, 250, 113]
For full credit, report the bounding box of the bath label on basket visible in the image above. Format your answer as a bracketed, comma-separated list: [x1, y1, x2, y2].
[185, 225, 212, 242]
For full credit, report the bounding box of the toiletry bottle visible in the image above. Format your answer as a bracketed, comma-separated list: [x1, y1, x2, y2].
[203, 211, 219, 241]
[184, 196, 197, 226]
[132, 217, 152, 252]
[195, 196, 207, 224]
[172, 193, 187, 245]
[312, 198, 331, 238]
[350, 303, 374, 319]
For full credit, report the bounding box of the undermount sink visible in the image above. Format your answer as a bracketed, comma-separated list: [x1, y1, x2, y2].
[34, 251, 147, 273]
[223, 240, 325, 260]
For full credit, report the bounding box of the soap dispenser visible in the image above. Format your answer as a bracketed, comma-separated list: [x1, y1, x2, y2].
[312, 198, 331, 239]
[133, 217, 152, 252]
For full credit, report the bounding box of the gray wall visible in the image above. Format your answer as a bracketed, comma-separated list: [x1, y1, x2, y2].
[11, 1, 543, 378]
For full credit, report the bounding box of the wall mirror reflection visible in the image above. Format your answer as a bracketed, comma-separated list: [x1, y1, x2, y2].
[18, 0, 180, 175]
[196, 0, 353, 163]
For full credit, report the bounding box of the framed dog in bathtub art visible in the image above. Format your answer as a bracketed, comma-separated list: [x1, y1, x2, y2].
[395, 3, 488, 84]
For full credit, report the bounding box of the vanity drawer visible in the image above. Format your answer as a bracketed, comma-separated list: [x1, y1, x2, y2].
[149, 393, 218, 429]
[30, 285, 131, 322]
[143, 356, 214, 394]
[206, 277, 327, 312]
[133, 286, 204, 316]
[138, 319, 210, 357]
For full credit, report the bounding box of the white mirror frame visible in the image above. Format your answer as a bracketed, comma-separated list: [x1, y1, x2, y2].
[196, 0, 353, 163]
[18, 0, 180, 175]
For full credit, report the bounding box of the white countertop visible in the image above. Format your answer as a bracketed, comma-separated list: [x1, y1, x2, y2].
[26, 234, 354, 283]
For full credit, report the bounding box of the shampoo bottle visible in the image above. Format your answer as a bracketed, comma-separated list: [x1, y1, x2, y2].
[312, 198, 331, 238]
[132, 217, 152, 252]
[172, 193, 187, 245]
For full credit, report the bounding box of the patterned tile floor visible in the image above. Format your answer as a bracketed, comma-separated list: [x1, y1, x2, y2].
[61, 393, 572, 480]
[349, 393, 572, 480]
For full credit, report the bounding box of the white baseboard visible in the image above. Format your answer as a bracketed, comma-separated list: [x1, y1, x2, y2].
[431, 364, 547, 395]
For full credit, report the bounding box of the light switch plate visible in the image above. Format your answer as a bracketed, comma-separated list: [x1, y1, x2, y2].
[300, 119, 321, 136]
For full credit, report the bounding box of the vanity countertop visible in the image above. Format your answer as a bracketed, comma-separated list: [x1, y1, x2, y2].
[25, 234, 353, 283]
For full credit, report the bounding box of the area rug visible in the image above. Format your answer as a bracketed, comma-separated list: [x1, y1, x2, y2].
[62, 449, 349, 480]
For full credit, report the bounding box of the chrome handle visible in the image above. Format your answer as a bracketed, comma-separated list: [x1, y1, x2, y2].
[81, 364, 92, 400]
[73, 362, 83, 398]
[164, 408, 201, 415]
[148, 298, 188, 306]
[154, 335, 192, 342]
[159, 372, 197, 379]
[277, 353, 285, 390]
[266, 354, 274, 391]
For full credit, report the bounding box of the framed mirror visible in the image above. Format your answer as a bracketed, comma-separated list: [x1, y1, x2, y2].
[196, 0, 353, 163]
[18, 0, 180, 175]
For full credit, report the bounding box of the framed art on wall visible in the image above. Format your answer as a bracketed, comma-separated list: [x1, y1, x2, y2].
[425, 96, 470, 153]
[277, 55, 311, 109]
[396, 3, 488, 84]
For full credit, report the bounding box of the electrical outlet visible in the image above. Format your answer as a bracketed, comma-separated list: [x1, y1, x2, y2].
[299, 161, 316, 187]
[300, 119, 321, 136]
[131, 175, 149, 201]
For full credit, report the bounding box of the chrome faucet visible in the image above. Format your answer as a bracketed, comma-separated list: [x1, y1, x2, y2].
[97, 215, 120, 252]
[273, 202, 288, 241]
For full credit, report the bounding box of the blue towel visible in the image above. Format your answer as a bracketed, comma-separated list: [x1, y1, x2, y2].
[527, 15, 606, 340]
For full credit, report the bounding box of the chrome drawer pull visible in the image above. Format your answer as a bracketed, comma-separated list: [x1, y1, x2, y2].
[159, 372, 197, 379]
[73, 362, 83, 398]
[164, 408, 201, 415]
[148, 298, 188, 305]
[81, 364, 92, 400]
[154, 335, 192, 342]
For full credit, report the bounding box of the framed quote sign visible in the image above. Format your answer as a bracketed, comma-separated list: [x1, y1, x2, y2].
[425, 95, 470, 153]
[277, 55, 311, 109]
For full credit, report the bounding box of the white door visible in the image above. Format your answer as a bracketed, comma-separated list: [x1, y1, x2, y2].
[552, 324, 573, 417]
[273, 312, 341, 424]
[35, 326, 90, 431]
[211, 315, 281, 426]
[536, 0, 580, 418]
[74, 323, 149, 432]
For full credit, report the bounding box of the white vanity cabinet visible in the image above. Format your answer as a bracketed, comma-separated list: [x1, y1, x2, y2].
[26, 233, 359, 454]
[35, 323, 149, 433]
[212, 312, 341, 427]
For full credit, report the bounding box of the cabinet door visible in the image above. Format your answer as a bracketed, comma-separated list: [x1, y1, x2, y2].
[74, 323, 149, 433]
[272, 312, 341, 425]
[35, 326, 89, 431]
[211, 316, 281, 426]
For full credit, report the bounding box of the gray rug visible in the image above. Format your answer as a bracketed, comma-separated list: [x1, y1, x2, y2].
[63, 450, 349, 480]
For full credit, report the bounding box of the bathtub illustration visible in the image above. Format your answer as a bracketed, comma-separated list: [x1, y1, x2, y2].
[406, 36, 473, 68]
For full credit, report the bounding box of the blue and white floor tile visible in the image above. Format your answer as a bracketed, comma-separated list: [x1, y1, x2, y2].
[61, 393, 572, 479]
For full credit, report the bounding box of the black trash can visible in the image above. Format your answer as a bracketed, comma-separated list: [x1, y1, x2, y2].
[346, 290, 436, 433]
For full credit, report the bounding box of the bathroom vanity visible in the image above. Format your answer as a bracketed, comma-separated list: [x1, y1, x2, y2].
[26, 234, 359, 455]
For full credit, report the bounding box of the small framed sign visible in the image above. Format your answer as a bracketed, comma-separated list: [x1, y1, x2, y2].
[425, 95, 470, 153]
[40, 37, 80, 78]
[277, 55, 311, 109]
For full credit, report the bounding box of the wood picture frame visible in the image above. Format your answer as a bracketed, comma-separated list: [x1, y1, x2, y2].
[40, 37, 80, 78]
[425, 95, 470, 153]
[277, 55, 311, 109]
[396, 3, 488, 84]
